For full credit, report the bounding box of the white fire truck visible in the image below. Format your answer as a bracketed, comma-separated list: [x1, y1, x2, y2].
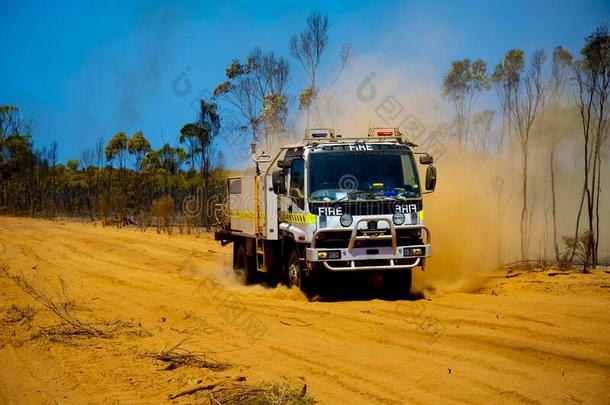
[214, 128, 436, 295]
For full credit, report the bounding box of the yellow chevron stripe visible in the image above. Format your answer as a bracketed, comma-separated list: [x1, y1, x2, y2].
[230, 210, 265, 220]
[230, 210, 315, 224]
[279, 211, 316, 224]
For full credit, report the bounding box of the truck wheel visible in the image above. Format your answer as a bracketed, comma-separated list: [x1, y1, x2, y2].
[384, 269, 412, 297]
[287, 248, 313, 294]
[234, 243, 255, 285]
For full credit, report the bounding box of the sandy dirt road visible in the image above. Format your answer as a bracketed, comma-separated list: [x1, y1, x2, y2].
[0, 217, 609, 404]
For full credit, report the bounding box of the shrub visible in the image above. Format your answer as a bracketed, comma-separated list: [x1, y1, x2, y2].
[152, 195, 174, 234]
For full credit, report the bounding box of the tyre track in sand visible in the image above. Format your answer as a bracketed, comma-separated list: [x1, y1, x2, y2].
[0, 217, 609, 404]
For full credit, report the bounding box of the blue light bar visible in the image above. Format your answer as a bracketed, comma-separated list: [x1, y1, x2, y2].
[304, 128, 336, 141]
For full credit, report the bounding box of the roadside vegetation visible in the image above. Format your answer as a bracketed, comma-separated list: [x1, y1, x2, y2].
[0, 16, 608, 272]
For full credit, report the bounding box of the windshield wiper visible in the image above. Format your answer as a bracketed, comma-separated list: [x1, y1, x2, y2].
[331, 190, 363, 206]
[330, 196, 348, 206]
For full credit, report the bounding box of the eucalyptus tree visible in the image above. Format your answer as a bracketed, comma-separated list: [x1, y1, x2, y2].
[105, 131, 129, 169]
[104, 131, 129, 223]
[290, 10, 329, 128]
[546, 46, 573, 263]
[180, 99, 220, 229]
[570, 25, 610, 267]
[492, 50, 525, 154]
[214, 47, 290, 152]
[493, 49, 546, 261]
[128, 131, 151, 173]
[442, 59, 491, 147]
[290, 10, 350, 128]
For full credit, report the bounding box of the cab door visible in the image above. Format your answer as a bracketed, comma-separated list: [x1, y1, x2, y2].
[288, 158, 306, 213]
[279, 158, 304, 219]
[281, 158, 313, 240]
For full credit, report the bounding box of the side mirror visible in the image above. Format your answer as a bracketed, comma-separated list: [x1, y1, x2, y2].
[278, 159, 292, 169]
[272, 170, 286, 194]
[425, 165, 437, 191]
[289, 188, 305, 199]
[419, 155, 433, 165]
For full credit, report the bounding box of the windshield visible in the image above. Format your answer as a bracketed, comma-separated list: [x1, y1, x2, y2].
[309, 151, 420, 202]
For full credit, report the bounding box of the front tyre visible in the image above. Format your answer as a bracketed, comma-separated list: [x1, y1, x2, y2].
[287, 248, 314, 295]
[383, 269, 412, 298]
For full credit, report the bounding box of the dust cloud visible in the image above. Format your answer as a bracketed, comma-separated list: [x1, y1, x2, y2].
[416, 148, 518, 293]
[205, 253, 309, 301]
[297, 53, 610, 293]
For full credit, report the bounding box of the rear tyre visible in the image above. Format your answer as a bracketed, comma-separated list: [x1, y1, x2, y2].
[234, 243, 256, 285]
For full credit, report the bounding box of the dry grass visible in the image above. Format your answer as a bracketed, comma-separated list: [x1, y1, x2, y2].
[2, 304, 36, 324]
[1, 264, 134, 341]
[149, 340, 315, 403]
[501, 259, 558, 273]
[210, 380, 314, 405]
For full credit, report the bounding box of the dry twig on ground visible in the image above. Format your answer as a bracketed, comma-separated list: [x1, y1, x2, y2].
[148, 340, 231, 371]
[169, 376, 313, 404]
[210, 380, 313, 405]
[168, 376, 245, 400]
[2, 304, 36, 324]
[0, 264, 134, 340]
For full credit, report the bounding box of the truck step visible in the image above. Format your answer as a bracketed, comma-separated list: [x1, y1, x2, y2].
[256, 249, 267, 272]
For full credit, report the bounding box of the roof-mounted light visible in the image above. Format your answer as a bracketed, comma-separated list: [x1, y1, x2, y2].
[305, 128, 335, 140]
[311, 131, 329, 137]
[368, 127, 401, 137]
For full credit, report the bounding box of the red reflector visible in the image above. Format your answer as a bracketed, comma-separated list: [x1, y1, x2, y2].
[377, 131, 393, 136]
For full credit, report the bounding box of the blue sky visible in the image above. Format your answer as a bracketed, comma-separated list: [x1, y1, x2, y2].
[1, 0, 608, 166]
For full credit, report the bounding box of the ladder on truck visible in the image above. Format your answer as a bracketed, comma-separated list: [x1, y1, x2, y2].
[253, 153, 272, 272]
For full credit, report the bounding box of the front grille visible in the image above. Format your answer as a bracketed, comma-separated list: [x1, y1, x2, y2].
[329, 260, 350, 267]
[395, 258, 419, 266]
[319, 258, 419, 270]
[311, 200, 422, 216]
[396, 228, 423, 246]
[314, 231, 351, 248]
[315, 228, 423, 249]
[354, 259, 391, 267]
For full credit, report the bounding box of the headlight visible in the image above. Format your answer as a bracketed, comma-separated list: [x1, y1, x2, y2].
[392, 212, 405, 225]
[339, 213, 353, 227]
[327, 250, 341, 259]
[404, 248, 423, 257]
[318, 250, 341, 260]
